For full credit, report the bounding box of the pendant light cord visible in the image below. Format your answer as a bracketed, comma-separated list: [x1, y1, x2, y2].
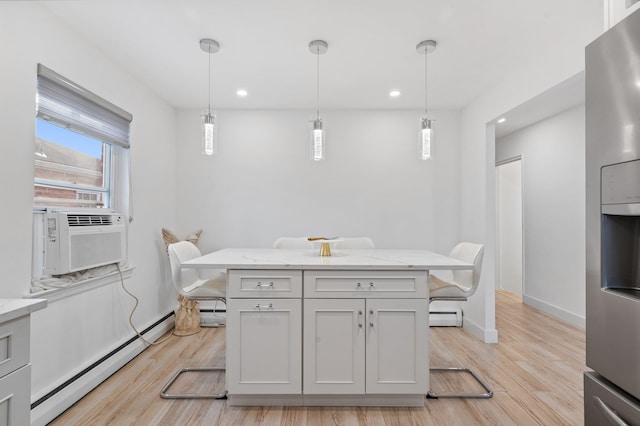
[316, 47, 320, 120]
[424, 50, 428, 117]
[208, 45, 212, 114]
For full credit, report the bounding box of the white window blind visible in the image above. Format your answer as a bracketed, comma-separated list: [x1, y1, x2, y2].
[36, 64, 132, 148]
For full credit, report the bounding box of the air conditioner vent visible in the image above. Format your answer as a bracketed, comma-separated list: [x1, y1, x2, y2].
[67, 214, 113, 226]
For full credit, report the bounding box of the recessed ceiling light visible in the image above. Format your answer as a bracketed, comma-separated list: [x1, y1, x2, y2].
[389, 90, 401, 97]
[497, 117, 506, 123]
[236, 89, 248, 97]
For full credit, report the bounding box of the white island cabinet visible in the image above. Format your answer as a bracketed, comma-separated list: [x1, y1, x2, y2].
[183, 248, 471, 407]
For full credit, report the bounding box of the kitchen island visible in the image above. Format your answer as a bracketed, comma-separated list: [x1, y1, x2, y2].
[183, 248, 472, 407]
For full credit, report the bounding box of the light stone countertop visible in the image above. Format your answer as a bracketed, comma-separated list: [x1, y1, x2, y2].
[0, 299, 47, 323]
[183, 248, 472, 271]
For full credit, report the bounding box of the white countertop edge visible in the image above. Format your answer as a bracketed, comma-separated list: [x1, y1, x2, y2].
[183, 248, 473, 270]
[0, 299, 47, 323]
[184, 263, 468, 271]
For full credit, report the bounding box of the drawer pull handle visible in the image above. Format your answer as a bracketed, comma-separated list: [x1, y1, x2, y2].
[255, 303, 273, 310]
[369, 309, 374, 327]
[358, 310, 363, 328]
[593, 396, 629, 426]
[256, 281, 275, 288]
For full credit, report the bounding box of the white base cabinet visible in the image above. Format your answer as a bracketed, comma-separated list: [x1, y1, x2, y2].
[0, 299, 46, 425]
[304, 298, 427, 396]
[226, 269, 428, 406]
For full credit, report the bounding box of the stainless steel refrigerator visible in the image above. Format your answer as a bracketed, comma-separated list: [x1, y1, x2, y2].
[585, 7, 640, 425]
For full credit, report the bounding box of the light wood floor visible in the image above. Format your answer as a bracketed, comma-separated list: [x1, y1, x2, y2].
[51, 291, 585, 425]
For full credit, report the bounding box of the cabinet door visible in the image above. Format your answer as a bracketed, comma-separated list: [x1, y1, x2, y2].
[303, 299, 365, 394]
[227, 299, 301, 394]
[366, 299, 428, 394]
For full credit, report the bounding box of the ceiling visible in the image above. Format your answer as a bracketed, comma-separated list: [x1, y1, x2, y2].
[40, 0, 595, 111]
[495, 72, 585, 139]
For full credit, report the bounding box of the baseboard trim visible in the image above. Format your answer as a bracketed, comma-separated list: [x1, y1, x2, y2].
[30, 313, 174, 426]
[228, 394, 426, 407]
[463, 317, 499, 343]
[523, 294, 585, 329]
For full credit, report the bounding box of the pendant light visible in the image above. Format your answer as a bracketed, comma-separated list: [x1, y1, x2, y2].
[309, 40, 328, 161]
[200, 38, 220, 156]
[417, 40, 437, 160]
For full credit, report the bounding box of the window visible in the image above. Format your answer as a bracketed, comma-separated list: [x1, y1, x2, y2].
[34, 64, 132, 210]
[31, 65, 134, 291]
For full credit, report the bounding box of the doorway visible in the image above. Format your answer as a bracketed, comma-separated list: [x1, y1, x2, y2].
[496, 158, 523, 297]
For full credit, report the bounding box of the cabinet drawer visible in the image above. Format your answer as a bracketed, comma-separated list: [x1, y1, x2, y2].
[304, 270, 428, 298]
[0, 317, 29, 379]
[0, 364, 30, 426]
[228, 270, 302, 298]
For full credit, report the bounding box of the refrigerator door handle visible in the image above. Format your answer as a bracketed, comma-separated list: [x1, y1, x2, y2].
[594, 396, 630, 426]
[602, 203, 640, 216]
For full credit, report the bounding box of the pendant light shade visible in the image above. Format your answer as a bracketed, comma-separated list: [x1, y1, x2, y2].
[200, 38, 219, 156]
[420, 118, 434, 160]
[202, 112, 216, 155]
[309, 40, 328, 161]
[417, 40, 436, 160]
[311, 118, 324, 161]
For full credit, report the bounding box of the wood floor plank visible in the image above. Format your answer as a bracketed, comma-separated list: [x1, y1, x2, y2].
[50, 290, 585, 425]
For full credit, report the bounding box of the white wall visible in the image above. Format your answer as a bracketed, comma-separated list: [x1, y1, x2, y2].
[0, 2, 178, 410]
[175, 109, 461, 254]
[496, 106, 586, 326]
[497, 159, 523, 297]
[458, 0, 602, 342]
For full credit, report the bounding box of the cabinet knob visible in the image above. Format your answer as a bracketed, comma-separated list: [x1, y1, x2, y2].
[356, 282, 361, 288]
[369, 282, 375, 289]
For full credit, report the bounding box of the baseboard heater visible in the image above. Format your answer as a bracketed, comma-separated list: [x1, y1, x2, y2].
[429, 308, 463, 327]
[30, 312, 174, 426]
[31, 312, 173, 410]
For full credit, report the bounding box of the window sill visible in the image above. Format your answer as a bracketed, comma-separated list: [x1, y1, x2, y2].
[25, 265, 135, 303]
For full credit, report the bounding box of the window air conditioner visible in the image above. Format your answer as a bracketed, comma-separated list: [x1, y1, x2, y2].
[44, 210, 126, 275]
